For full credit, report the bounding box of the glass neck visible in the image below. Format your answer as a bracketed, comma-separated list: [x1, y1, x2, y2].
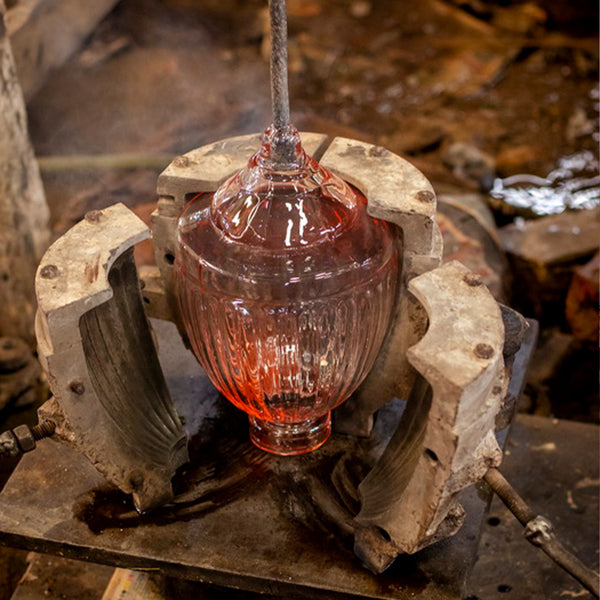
[256, 124, 306, 171]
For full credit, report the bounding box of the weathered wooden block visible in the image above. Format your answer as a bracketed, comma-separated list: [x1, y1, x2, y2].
[35, 204, 188, 512]
[499, 206, 600, 321]
[354, 261, 506, 572]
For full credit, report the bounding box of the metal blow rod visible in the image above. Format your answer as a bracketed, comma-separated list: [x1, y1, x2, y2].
[485, 468, 600, 597]
[268, 0, 290, 129]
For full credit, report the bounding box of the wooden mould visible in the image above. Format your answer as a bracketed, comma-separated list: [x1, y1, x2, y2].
[34, 134, 516, 571]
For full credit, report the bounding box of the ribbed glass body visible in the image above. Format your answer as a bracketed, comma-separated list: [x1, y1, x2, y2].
[175, 126, 400, 455]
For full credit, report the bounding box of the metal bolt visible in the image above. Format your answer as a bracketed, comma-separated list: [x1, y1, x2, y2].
[85, 210, 102, 223]
[69, 380, 85, 395]
[474, 343, 494, 359]
[129, 470, 145, 491]
[13, 424, 36, 453]
[524, 515, 553, 547]
[40, 264, 59, 279]
[173, 155, 190, 168]
[31, 420, 56, 440]
[0, 421, 55, 460]
[415, 190, 435, 203]
[463, 273, 483, 287]
[368, 145, 387, 158]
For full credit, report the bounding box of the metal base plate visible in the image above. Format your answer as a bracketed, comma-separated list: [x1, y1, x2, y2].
[0, 321, 489, 600]
[467, 414, 599, 599]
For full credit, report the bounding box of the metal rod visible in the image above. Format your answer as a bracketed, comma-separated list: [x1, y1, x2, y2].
[484, 466, 535, 526]
[268, 0, 290, 129]
[31, 420, 56, 441]
[484, 468, 600, 597]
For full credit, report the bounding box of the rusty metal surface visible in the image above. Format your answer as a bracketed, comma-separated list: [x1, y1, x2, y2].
[10, 554, 113, 600]
[4, 413, 596, 600]
[467, 414, 599, 599]
[0, 320, 489, 600]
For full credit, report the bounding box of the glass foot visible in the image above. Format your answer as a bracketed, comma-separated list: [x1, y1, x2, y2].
[249, 413, 331, 456]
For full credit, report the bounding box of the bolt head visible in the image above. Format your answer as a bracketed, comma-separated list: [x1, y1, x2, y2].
[12, 425, 35, 453]
[368, 145, 387, 158]
[474, 343, 494, 359]
[415, 190, 435, 203]
[40, 264, 59, 279]
[129, 470, 145, 491]
[85, 210, 102, 223]
[173, 155, 190, 168]
[69, 380, 85, 395]
[463, 272, 483, 287]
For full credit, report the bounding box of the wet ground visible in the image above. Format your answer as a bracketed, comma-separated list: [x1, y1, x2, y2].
[0, 0, 598, 597]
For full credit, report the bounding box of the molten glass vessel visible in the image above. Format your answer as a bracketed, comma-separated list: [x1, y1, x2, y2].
[175, 125, 400, 455]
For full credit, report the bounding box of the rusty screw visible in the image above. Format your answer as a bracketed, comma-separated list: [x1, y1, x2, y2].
[415, 190, 435, 203]
[474, 343, 494, 359]
[129, 470, 145, 491]
[31, 420, 56, 440]
[368, 145, 387, 158]
[173, 155, 190, 168]
[85, 210, 102, 223]
[0, 420, 55, 459]
[69, 380, 85, 395]
[40, 264, 59, 279]
[463, 272, 483, 287]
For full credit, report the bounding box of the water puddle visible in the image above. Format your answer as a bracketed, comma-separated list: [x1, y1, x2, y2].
[490, 150, 600, 216]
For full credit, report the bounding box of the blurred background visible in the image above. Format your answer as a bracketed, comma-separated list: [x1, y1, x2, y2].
[0, 0, 598, 597]
[20, 0, 599, 420]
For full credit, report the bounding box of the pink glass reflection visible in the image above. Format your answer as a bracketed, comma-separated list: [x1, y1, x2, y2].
[175, 125, 400, 455]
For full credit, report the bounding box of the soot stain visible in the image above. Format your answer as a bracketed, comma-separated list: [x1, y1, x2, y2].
[73, 408, 269, 535]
